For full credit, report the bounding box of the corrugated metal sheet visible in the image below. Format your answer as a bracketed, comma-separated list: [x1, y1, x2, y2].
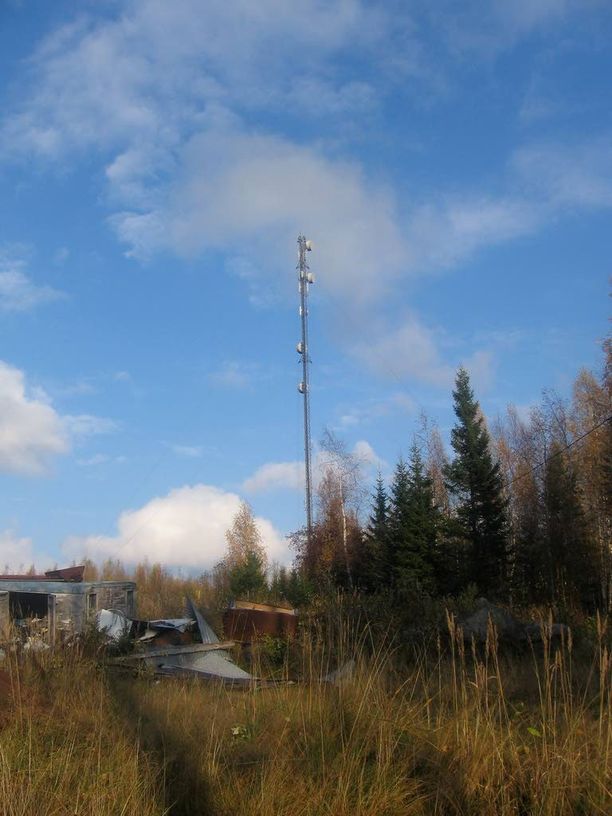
[186, 596, 219, 644]
[0, 566, 85, 582]
[157, 650, 253, 681]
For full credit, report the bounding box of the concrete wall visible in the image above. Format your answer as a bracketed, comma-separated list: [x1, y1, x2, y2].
[94, 582, 136, 616]
[55, 592, 86, 638]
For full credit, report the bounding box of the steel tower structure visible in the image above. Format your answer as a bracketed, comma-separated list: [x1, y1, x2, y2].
[296, 235, 315, 543]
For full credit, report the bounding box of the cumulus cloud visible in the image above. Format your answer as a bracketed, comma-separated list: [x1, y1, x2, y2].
[243, 461, 305, 494]
[354, 317, 496, 390]
[117, 125, 407, 306]
[63, 483, 289, 571]
[0, 361, 68, 475]
[0, 529, 35, 572]
[352, 440, 386, 470]
[0, 529, 55, 572]
[0, 249, 63, 312]
[0, 361, 119, 475]
[354, 315, 455, 387]
[243, 440, 384, 494]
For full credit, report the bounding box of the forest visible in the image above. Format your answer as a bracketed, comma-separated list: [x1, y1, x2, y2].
[83, 334, 611, 625]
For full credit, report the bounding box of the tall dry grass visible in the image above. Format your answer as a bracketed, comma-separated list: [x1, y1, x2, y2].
[0, 645, 163, 816]
[1, 612, 610, 815]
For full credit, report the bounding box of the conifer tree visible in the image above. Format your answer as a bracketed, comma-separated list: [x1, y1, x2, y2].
[362, 473, 389, 589]
[219, 501, 268, 599]
[395, 444, 438, 596]
[543, 443, 598, 609]
[387, 458, 411, 587]
[444, 367, 509, 600]
[228, 550, 267, 599]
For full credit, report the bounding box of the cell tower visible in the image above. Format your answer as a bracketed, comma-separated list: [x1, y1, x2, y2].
[296, 235, 315, 544]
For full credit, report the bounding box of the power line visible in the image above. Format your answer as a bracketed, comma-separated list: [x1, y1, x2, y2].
[507, 413, 611, 489]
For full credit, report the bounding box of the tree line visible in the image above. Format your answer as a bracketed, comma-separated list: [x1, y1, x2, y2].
[290, 338, 611, 612]
[80, 337, 610, 617]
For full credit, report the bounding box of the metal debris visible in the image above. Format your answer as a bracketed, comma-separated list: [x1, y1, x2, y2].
[96, 609, 133, 641]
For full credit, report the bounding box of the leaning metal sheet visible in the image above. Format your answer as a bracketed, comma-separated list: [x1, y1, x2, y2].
[158, 649, 252, 680]
[186, 596, 219, 644]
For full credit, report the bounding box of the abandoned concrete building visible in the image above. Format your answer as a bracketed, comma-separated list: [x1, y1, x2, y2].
[0, 566, 136, 645]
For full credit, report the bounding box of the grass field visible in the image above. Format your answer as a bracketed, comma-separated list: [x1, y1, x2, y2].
[0, 614, 610, 816]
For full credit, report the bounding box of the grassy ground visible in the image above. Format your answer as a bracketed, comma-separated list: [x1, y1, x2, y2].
[0, 615, 610, 815]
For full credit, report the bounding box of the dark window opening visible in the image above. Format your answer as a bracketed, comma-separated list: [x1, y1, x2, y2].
[87, 592, 97, 617]
[9, 591, 49, 620]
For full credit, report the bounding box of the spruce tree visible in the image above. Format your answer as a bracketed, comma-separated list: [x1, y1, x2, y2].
[544, 443, 598, 609]
[444, 367, 509, 600]
[228, 549, 267, 599]
[387, 458, 411, 588]
[395, 444, 438, 596]
[362, 473, 390, 589]
[511, 469, 547, 605]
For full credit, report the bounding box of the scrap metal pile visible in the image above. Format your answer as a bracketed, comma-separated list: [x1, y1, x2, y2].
[97, 597, 254, 685]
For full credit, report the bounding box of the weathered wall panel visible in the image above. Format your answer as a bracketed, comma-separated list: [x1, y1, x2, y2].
[0, 591, 9, 636]
[55, 593, 86, 637]
[95, 583, 135, 616]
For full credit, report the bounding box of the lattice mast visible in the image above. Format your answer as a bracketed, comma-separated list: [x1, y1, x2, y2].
[297, 235, 315, 544]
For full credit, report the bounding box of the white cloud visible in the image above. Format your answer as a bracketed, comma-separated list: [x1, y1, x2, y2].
[0, 250, 63, 312]
[170, 444, 203, 458]
[3, 1, 612, 394]
[0, 361, 121, 475]
[337, 392, 416, 429]
[512, 139, 612, 210]
[117, 125, 407, 306]
[0, 0, 389, 161]
[438, 0, 603, 54]
[63, 414, 119, 438]
[243, 439, 384, 494]
[355, 315, 455, 387]
[354, 316, 497, 391]
[77, 454, 114, 467]
[0, 529, 41, 572]
[352, 440, 386, 470]
[0, 361, 68, 475]
[0, 528, 61, 572]
[405, 195, 540, 274]
[63, 483, 289, 571]
[465, 350, 496, 393]
[243, 461, 305, 494]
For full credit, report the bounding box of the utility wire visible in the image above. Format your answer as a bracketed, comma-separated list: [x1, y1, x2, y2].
[506, 413, 611, 488]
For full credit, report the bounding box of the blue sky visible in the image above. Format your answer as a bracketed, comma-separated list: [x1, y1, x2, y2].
[0, 0, 610, 572]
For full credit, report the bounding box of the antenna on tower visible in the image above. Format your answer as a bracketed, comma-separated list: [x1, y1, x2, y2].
[296, 235, 314, 545]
